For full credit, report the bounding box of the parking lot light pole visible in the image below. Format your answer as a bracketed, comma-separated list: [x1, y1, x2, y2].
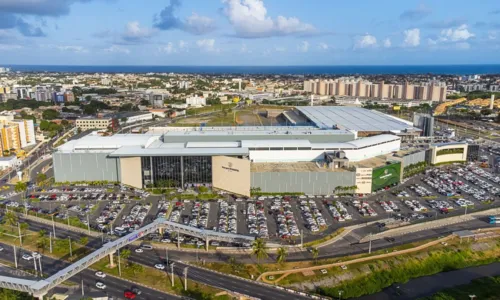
[69, 237, 72, 257]
[49, 233, 52, 254]
[38, 256, 43, 277]
[300, 230, 303, 249]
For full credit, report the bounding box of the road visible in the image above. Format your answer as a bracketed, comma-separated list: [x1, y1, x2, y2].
[0, 243, 183, 300]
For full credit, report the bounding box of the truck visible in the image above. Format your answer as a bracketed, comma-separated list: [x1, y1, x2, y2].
[488, 216, 500, 224]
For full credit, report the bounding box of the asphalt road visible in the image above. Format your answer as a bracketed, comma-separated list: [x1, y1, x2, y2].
[0, 243, 183, 300]
[16, 220, 311, 300]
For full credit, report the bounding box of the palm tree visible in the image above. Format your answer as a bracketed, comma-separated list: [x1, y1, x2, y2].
[276, 247, 288, 264]
[38, 229, 46, 238]
[128, 263, 144, 276]
[311, 247, 319, 263]
[251, 238, 268, 264]
[120, 248, 131, 259]
[14, 182, 27, 194]
[4, 211, 18, 229]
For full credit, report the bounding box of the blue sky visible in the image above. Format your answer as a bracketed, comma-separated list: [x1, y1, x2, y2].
[0, 0, 500, 66]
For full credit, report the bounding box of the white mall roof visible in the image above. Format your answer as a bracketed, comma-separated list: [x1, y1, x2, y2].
[297, 106, 416, 132]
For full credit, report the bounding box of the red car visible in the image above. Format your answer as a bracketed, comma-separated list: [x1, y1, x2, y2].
[124, 291, 136, 299]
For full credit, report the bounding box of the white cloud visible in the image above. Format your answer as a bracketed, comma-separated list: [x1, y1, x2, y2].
[274, 46, 286, 52]
[383, 38, 391, 48]
[104, 45, 130, 54]
[184, 13, 216, 35]
[439, 24, 474, 42]
[196, 39, 218, 52]
[123, 21, 154, 42]
[158, 42, 176, 54]
[354, 34, 377, 49]
[297, 41, 309, 52]
[223, 0, 316, 38]
[427, 38, 438, 45]
[0, 44, 22, 51]
[403, 28, 420, 47]
[488, 31, 497, 40]
[318, 42, 328, 50]
[42, 44, 88, 53]
[179, 40, 187, 49]
[455, 42, 470, 50]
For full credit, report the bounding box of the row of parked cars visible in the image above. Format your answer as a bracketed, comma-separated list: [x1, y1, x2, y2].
[379, 200, 399, 213]
[353, 200, 377, 217]
[326, 201, 352, 222]
[188, 202, 210, 229]
[95, 203, 124, 231]
[271, 198, 300, 239]
[121, 203, 151, 230]
[247, 201, 269, 238]
[299, 199, 326, 232]
[217, 200, 237, 234]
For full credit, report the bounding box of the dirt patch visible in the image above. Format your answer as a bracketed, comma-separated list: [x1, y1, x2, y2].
[176, 117, 212, 124]
[302, 270, 315, 277]
[470, 242, 492, 252]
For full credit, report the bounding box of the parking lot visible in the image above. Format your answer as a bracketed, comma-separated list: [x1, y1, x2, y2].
[2, 159, 500, 246]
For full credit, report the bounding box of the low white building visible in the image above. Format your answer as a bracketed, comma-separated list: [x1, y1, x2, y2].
[186, 96, 206, 106]
[0, 156, 19, 170]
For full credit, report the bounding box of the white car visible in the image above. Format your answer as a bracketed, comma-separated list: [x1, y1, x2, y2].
[95, 282, 106, 289]
[0, 247, 4, 252]
[22, 254, 33, 261]
[32, 252, 41, 259]
[135, 248, 143, 253]
[154, 264, 165, 270]
[95, 271, 106, 278]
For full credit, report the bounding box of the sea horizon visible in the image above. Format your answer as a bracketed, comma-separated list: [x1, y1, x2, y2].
[3, 64, 500, 75]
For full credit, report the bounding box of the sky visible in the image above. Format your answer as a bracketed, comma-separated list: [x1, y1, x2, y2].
[0, 0, 500, 66]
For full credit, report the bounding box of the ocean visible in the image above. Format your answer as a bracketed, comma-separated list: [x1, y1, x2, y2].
[4, 64, 500, 75]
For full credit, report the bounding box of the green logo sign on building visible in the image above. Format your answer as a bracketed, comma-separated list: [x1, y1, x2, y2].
[372, 162, 401, 192]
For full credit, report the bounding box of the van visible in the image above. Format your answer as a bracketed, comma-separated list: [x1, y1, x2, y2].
[140, 244, 153, 250]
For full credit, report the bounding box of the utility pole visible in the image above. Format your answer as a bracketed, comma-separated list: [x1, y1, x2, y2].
[69, 237, 72, 257]
[33, 257, 38, 277]
[117, 250, 121, 277]
[171, 263, 175, 287]
[49, 232, 52, 254]
[177, 228, 180, 249]
[81, 279, 84, 296]
[13, 246, 17, 269]
[183, 267, 188, 291]
[51, 215, 56, 238]
[368, 233, 372, 254]
[464, 205, 468, 216]
[300, 229, 303, 249]
[15, 222, 24, 247]
[87, 214, 90, 234]
[165, 248, 168, 264]
[38, 256, 43, 277]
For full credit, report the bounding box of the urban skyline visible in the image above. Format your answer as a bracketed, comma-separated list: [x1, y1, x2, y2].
[0, 0, 500, 66]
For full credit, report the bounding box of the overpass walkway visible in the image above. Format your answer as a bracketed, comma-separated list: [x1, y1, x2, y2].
[0, 218, 255, 298]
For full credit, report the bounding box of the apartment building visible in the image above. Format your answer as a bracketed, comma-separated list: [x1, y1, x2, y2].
[76, 117, 113, 130]
[304, 78, 447, 101]
[0, 116, 36, 156]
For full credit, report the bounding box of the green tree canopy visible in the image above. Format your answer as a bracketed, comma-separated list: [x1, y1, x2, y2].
[42, 109, 60, 120]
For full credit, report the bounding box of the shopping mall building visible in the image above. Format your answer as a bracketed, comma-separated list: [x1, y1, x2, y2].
[53, 107, 477, 196]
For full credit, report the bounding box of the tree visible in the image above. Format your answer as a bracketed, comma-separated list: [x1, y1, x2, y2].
[120, 117, 128, 123]
[39, 120, 50, 131]
[36, 173, 47, 185]
[251, 238, 268, 264]
[3, 211, 18, 228]
[60, 119, 70, 128]
[42, 109, 59, 120]
[79, 237, 88, 246]
[19, 223, 28, 234]
[276, 247, 288, 264]
[14, 182, 27, 194]
[120, 248, 131, 259]
[38, 230, 46, 238]
[311, 247, 319, 263]
[128, 262, 144, 275]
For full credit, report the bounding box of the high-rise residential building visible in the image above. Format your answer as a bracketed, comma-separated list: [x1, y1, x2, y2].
[101, 78, 112, 86]
[64, 91, 75, 102]
[0, 116, 36, 155]
[304, 78, 447, 101]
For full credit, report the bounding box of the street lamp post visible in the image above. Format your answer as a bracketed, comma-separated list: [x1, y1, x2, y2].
[69, 237, 72, 257]
[171, 263, 175, 287]
[13, 246, 17, 269]
[339, 290, 343, 300]
[183, 267, 188, 291]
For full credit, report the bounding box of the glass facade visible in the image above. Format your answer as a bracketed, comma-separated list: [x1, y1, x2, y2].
[141, 156, 212, 188]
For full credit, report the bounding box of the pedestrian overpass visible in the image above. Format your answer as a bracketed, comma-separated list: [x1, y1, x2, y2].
[0, 218, 255, 298]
